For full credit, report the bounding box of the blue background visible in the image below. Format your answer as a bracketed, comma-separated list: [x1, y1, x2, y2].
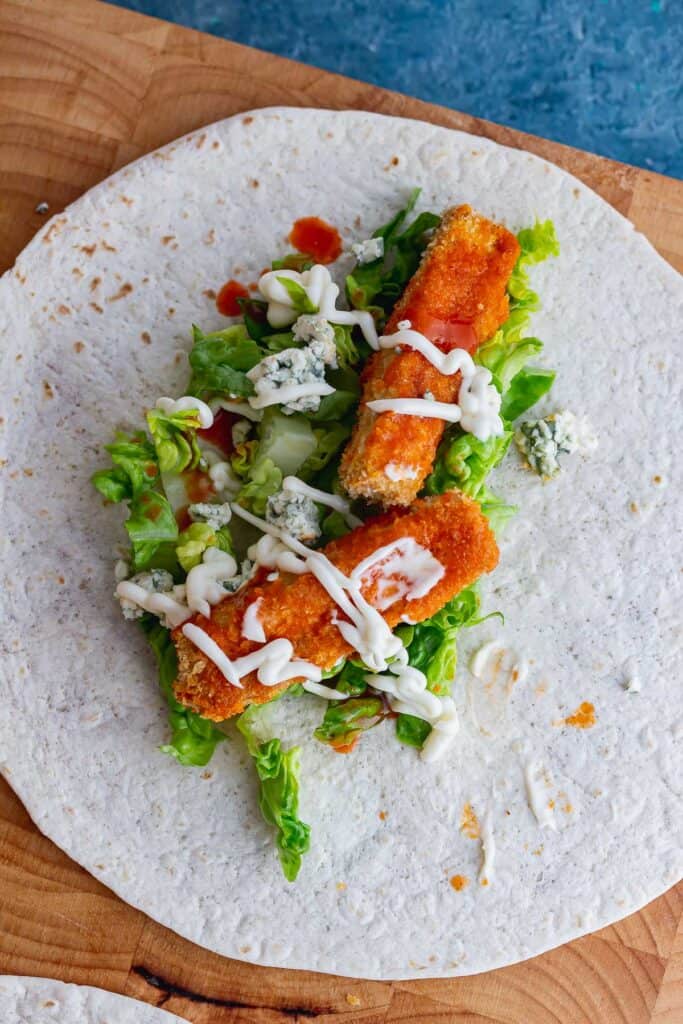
[118, 0, 682, 178]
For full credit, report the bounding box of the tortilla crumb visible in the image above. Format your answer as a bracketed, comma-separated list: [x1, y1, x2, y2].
[449, 874, 469, 892]
[205, 229, 216, 245]
[57, 304, 71, 315]
[73, 342, 85, 353]
[23, 468, 34, 476]
[119, 195, 134, 206]
[460, 802, 480, 840]
[346, 995, 361, 1007]
[562, 701, 596, 729]
[162, 235, 175, 246]
[378, 810, 387, 821]
[140, 331, 151, 344]
[630, 502, 639, 513]
[203, 289, 217, 300]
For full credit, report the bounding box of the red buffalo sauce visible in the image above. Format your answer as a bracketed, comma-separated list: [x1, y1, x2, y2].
[289, 217, 342, 265]
[216, 279, 248, 316]
[182, 468, 215, 504]
[197, 407, 237, 457]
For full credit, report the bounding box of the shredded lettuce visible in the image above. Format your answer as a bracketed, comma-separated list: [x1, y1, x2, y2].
[233, 410, 318, 514]
[146, 407, 202, 475]
[188, 324, 262, 397]
[298, 422, 351, 480]
[175, 522, 216, 571]
[425, 429, 513, 499]
[314, 696, 384, 752]
[140, 616, 226, 767]
[346, 188, 440, 323]
[237, 705, 311, 881]
[271, 253, 314, 273]
[500, 367, 556, 421]
[395, 714, 431, 749]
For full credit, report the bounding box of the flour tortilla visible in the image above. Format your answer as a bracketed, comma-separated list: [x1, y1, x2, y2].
[0, 108, 681, 980]
[0, 977, 184, 1023]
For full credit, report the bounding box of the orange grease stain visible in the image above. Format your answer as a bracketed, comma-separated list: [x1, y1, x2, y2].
[563, 702, 596, 728]
[450, 874, 469, 892]
[378, 810, 388, 821]
[182, 468, 215, 504]
[460, 802, 480, 840]
[216, 279, 248, 316]
[289, 216, 342, 264]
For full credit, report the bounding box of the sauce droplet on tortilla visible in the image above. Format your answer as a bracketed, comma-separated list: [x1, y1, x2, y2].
[198, 408, 238, 456]
[216, 279, 248, 316]
[450, 874, 469, 891]
[289, 217, 342, 264]
[460, 802, 480, 839]
[563, 701, 596, 728]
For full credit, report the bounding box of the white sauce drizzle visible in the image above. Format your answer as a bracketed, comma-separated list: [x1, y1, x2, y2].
[351, 537, 444, 611]
[115, 580, 191, 629]
[282, 475, 362, 528]
[479, 812, 496, 885]
[211, 398, 263, 422]
[370, 323, 503, 441]
[181, 623, 243, 688]
[524, 762, 557, 831]
[302, 680, 350, 700]
[421, 698, 460, 763]
[182, 625, 321, 689]
[155, 395, 214, 429]
[258, 265, 378, 348]
[241, 597, 266, 643]
[185, 548, 238, 618]
[385, 462, 419, 482]
[248, 379, 334, 411]
[470, 641, 529, 688]
[248, 533, 308, 575]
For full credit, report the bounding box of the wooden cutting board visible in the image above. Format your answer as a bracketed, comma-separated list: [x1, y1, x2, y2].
[0, 1, 681, 1021]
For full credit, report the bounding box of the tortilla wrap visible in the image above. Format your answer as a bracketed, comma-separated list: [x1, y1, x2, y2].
[0, 976, 184, 1023]
[0, 108, 680, 980]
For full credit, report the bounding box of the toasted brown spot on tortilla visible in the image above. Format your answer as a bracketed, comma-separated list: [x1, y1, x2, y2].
[90, 302, 104, 314]
[653, 474, 662, 484]
[250, 178, 259, 188]
[449, 874, 469, 891]
[81, 244, 97, 256]
[242, 115, 254, 125]
[101, 240, 117, 252]
[630, 501, 639, 513]
[203, 288, 217, 300]
[460, 802, 480, 840]
[205, 229, 216, 245]
[120, 195, 134, 206]
[167, 307, 175, 316]
[107, 282, 133, 302]
[57, 304, 70, 315]
[23, 467, 34, 476]
[573, 188, 580, 198]
[141, 331, 151, 344]
[14, 271, 26, 284]
[90, 276, 101, 292]
[43, 381, 54, 399]
[174, 353, 183, 365]
[73, 341, 85, 353]
[196, 133, 207, 149]
[162, 235, 175, 246]
[43, 218, 67, 243]
[563, 701, 596, 729]
[71, 267, 84, 278]
[200, 770, 213, 779]
[15, 354, 22, 362]
[212, 140, 220, 149]
[248, 282, 258, 292]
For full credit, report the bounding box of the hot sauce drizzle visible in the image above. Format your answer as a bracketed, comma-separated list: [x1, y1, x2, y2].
[216, 279, 249, 316]
[289, 217, 342, 265]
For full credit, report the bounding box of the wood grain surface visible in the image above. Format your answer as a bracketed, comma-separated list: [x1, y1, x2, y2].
[0, 1, 681, 1021]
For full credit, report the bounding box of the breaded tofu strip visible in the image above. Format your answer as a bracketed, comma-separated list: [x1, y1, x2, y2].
[173, 491, 498, 720]
[339, 205, 520, 507]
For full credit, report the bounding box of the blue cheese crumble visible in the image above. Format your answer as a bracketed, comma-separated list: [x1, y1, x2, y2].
[293, 314, 335, 347]
[117, 569, 175, 620]
[246, 338, 337, 415]
[266, 490, 321, 544]
[189, 501, 232, 529]
[351, 237, 384, 264]
[515, 411, 596, 479]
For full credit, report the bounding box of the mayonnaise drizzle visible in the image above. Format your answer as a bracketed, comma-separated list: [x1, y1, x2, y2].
[258, 265, 378, 347]
[351, 537, 444, 610]
[155, 395, 214, 429]
[181, 623, 243, 687]
[524, 762, 557, 831]
[282, 475, 362, 528]
[479, 812, 496, 885]
[248, 379, 334, 411]
[185, 548, 238, 618]
[370, 322, 503, 441]
[241, 597, 266, 643]
[181, 625, 321, 689]
[302, 680, 350, 700]
[115, 581, 190, 629]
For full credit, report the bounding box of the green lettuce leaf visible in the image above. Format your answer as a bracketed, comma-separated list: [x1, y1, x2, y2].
[275, 276, 317, 314]
[125, 489, 179, 570]
[425, 428, 513, 499]
[346, 188, 440, 323]
[235, 297, 272, 342]
[271, 253, 314, 273]
[233, 410, 319, 514]
[140, 616, 226, 767]
[395, 714, 431, 749]
[478, 487, 518, 534]
[176, 522, 216, 571]
[188, 324, 262, 397]
[298, 422, 351, 480]
[237, 706, 311, 882]
[314, 696, 384, 751]
[92, 432, 158, 503]
[146, 407, 202, 475]
[500, 367, 556, 421]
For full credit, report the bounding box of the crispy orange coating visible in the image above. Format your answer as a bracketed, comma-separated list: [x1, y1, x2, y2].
[339, 205, 520, 507]
[172, 491, 498, 720]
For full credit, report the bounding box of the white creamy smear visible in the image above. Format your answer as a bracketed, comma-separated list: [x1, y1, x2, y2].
[241, 597, 266, 643]
[351, 537, 445, 611]
[282, 475, 362, 528]
[181, 627, 322, 689]
[479, 812, 496, 885]
[258, 265, 378, 347]
[155, 395, 214, 428]
[524, 761, 557, 831]
[385, 462, 419, 482]
[369, 322, 503, 441]
[115, 580, 190, 629]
